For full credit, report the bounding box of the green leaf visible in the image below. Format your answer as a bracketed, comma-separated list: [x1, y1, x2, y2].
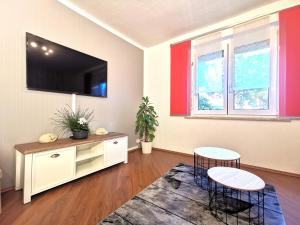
[51, 105, 94, 135]
[135, 96, 159, 141]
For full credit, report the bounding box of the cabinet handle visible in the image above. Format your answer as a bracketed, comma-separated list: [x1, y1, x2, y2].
[51, 153, 60, 158]
[113, 141, 118, 144]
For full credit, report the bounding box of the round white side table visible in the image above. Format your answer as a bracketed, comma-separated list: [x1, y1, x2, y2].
[193, 147, 241, 188]
[208, 167, 265, 225]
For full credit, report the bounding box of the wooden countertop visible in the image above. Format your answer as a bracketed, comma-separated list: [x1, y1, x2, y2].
[15, 132, 127, 154]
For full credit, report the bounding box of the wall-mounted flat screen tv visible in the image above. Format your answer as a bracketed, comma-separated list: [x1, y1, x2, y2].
[26, 33, 107, 97]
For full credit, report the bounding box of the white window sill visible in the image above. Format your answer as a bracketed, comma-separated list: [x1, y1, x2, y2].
[185, 115, 293, 122]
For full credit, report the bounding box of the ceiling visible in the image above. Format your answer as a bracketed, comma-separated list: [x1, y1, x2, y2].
[69, 0, 278, 48]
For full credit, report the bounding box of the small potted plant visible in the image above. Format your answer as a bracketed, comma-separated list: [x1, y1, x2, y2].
[53, 105, 93, 139]
[135, 97, 159, 154]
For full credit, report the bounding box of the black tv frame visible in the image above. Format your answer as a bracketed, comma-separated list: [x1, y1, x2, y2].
[26, 32, 108, 98]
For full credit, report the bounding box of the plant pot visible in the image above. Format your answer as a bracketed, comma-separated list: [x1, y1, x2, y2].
[141, 141, 152, 154]
[72, 130, 88, 139]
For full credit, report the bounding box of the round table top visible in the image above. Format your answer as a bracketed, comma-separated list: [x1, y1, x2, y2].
[194, 147, 240, 161]
[208, 167, 265, 191]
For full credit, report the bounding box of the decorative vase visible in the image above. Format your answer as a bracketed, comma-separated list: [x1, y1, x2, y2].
[72, 130, 88, 139]
[141, 141, 152, 154]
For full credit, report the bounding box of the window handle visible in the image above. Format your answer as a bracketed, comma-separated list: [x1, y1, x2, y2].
[113, 141, 118, 144]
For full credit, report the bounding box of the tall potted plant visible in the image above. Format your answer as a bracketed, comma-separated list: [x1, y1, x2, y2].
[135, 97, 159, 154]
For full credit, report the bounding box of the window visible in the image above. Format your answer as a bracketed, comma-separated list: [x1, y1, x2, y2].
[233, 41, 270, 110]
[192, 18, 278, 116]
[197, 50, 226, 112]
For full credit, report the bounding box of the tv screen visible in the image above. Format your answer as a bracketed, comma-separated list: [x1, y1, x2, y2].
[26, 33, 107, 97]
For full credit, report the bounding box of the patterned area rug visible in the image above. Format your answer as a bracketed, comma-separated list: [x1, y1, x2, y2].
[99, 163, 286, 225]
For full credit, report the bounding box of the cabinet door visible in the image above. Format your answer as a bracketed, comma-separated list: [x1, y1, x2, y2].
[104, 137, 128, 166]
[32, 147, 76, 194]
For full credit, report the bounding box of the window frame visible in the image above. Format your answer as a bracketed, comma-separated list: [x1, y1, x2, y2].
[227, 25, 279, 116]
[191, 20, 279, 117]
[191, 40, 229, 115]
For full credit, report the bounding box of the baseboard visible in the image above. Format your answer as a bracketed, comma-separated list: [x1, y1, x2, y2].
[1, 186, 14, 193]
[240, 163, 300, 178]
[153, 147, 192, 157]
[152, 147, 300, 178]
[128, 146, 139, 152]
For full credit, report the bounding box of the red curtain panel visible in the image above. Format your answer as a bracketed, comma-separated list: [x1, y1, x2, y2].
[170, 40, 191, 116]
[279, 5, 300, 117]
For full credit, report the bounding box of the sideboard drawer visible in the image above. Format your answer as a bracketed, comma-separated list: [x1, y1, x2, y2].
[32, 147, 76, 194]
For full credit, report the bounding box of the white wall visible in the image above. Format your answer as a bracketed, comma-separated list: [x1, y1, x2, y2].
[0, 0, 143, 189]
[144, 1, 300, 175]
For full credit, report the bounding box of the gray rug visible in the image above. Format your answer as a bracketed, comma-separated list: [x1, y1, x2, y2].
[99, 163, 286, 225]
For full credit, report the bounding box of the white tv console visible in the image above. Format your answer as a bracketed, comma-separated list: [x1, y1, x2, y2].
[15, 132, 128, 204]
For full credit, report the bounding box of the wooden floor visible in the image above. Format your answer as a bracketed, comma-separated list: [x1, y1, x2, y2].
[1, 149, 300, 225]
